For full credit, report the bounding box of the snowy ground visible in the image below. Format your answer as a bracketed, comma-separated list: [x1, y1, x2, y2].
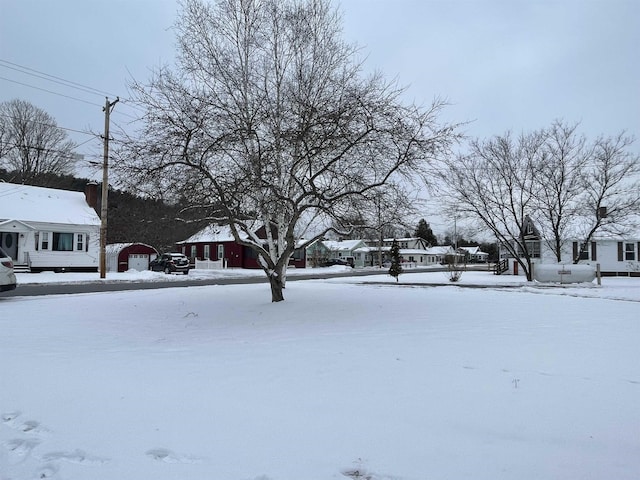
[1, 269, 638, 479]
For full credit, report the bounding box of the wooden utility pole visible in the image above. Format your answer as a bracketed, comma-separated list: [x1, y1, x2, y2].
[99, 97, 119, 278]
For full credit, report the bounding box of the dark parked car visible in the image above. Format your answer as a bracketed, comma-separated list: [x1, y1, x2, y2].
[322, 257, 354, 267]
[149, 253, 190, 275]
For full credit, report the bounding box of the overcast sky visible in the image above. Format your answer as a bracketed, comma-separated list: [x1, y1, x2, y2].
[1, 0, 638, 199]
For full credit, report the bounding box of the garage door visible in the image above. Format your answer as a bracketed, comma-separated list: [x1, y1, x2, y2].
[128, 254, 149, 271]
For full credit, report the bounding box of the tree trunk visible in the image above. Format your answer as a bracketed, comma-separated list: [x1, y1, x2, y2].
[268, 271, 285, 302]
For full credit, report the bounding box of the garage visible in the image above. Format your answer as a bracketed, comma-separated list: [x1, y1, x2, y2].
[106, 243, 158, 272]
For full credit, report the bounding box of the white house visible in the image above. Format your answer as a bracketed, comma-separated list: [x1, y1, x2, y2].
[559, 234, 640, 277]
[382, 237, 430, 250]
[458, 245, 489, 263]
[0, 182, 101, 272]
[322, 239, 367, 264]
[499, 216, 640, 277]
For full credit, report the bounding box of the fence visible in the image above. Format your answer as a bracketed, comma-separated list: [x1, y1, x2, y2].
[194, 258, 227, 270]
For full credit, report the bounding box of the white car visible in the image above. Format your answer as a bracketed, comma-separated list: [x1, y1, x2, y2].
[0, 246, 17, 292]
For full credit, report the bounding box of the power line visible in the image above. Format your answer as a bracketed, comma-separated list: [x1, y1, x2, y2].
[0, 141, 103, 161]
[0, 58, 145, 113]
[0, 113, 98, 138]
[0, 58, 117, 98]
[0, 75, 104, 108]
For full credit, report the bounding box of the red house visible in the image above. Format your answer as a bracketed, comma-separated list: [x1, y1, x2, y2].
[176, 224, 307, 269]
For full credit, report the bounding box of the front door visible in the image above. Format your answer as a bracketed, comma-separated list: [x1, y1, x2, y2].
[0, 232, 18, 260]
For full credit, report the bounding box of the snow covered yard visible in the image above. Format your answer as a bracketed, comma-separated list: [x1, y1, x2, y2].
[1, 272, 639, 479]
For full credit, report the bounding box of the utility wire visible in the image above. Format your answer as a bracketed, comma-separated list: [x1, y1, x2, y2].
[0, 75, 104, 108]
[0, 58, 117, 98]
[0, 113, 99, 138]
[0, 58, 145, 113]
[0, 141, 103, 160]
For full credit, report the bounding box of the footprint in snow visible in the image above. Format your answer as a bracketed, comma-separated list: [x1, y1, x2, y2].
[146, 448, 202, 464]
[2, 411, 50, 436]
[41, 449, 110, 466]
[3, 438, 42, 463]
[34, 463, 59, 479]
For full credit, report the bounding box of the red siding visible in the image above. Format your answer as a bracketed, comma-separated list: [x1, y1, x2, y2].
[116, 244, 158, 272]
[178, 240, 306, 269]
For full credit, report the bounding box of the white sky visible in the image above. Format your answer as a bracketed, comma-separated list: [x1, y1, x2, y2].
[1, 0, 638, 234]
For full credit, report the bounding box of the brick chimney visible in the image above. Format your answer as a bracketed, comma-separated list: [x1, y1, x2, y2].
[85, 182, 98, 212]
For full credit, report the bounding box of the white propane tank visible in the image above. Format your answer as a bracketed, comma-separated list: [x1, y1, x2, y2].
[533, 263, 596, 284]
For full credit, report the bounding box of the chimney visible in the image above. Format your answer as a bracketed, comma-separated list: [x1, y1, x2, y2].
[85, 182, 98, 211]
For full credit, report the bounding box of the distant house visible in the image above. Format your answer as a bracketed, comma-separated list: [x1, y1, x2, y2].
[424, 245, 454, 265]
[0, 182, 101, 272]
[499, 215, 640, 277]
[382, 237, 430, 250]
[106, 243, 158, 272]
[458, 246, 489, 263]
[322, 239, 367, 266]
[176, 223, 307, 269]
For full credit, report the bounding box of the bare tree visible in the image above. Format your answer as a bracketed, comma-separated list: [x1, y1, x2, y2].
[570, 132, 640, 262]
[0, 99, 77, 183]
[438, 122, 640, 279]
[116, 0, 458, 302]
[531, 120, 590, 262]
[339, 183, 419, 267]
[438, 131, 544, 280]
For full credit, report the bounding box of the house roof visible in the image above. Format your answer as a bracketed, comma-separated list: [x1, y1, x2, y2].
[323, 239, 365, 252]
[105, 243, 158, 255]
[177, 224, 249, 244]
[459, 246, 488, 256]
[425, 246, 453, 255]
[0, 182, 100, 226]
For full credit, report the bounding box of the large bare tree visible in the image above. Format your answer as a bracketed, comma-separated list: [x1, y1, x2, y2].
[0, 99, 77, 183]
[117, 0, 458, 302]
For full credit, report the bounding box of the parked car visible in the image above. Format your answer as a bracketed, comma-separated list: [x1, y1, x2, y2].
[149, 253, 190, 275]
[322, 257, 354, 267]
[0, 246, 17, 292]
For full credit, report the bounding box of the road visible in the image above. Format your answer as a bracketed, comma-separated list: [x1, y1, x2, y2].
[2, 265, 493, 298]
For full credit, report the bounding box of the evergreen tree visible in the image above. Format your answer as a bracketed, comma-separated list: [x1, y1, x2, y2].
[388, 239, 403, 282]
[414, 218, 437, 246]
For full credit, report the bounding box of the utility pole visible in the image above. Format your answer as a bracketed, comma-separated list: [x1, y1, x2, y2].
[99, 97, 119, 278]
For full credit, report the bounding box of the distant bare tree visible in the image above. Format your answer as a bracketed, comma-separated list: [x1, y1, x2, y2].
[438, 131, 544, 280]
[117, 0, 459, 302]
[570, 132, 640, 262]
[438, 122, 640, 279]
[532, 121, 590, 262]
[340, 183, 419, 267]
[0, 99, 77, 183]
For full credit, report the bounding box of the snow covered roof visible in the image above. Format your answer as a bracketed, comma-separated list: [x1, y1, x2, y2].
[323, 239, 365, 252]
[459, 246, 488, 256]
[425, 246, 453, 255]
[178, 224, 249, 244]
[0, 182, 100, 226]
[105, 243, 158, 255]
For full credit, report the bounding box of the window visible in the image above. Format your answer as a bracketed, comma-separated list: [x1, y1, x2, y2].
[217, 244, 224, 260]
[41, 232, 49, 250]
[204, 245, 210, 260]
[53, 233, 74, 251]
[76, 234, 84, 251]
[574, 242, 589, 260]
[190, 245, 197, 259]
[625, 243, 635, 261]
